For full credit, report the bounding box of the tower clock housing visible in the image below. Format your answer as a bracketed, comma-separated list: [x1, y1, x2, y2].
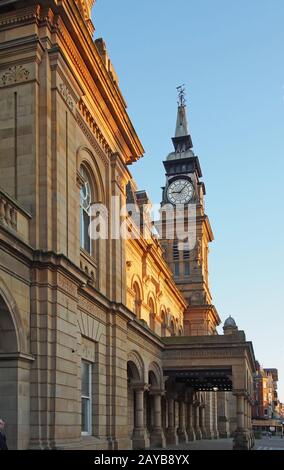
[159, 89, 220, 336]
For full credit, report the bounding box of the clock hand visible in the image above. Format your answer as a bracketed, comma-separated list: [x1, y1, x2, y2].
[178, 185, 187, 194]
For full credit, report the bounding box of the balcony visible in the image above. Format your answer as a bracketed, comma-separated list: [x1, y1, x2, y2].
[0, 188, 31, 243]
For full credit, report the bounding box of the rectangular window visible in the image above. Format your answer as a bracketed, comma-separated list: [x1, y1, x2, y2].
[184, 261, 190, 277]
[81, 361, 92, 435]
[174, 262, 180, 277]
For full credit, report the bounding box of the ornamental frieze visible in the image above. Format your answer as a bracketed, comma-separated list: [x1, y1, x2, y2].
[1, 65, 30, 86]
[57, 273, 77, 298]
[163, 348, 244, 359]
[78, 295, 105, 322]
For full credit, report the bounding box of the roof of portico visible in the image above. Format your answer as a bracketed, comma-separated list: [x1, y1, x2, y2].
[161, 332, 257, 393]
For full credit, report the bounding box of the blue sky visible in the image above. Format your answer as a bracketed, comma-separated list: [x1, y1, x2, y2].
[93, 0, 284, 399]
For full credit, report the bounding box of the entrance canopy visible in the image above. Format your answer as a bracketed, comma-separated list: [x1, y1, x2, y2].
[162, 331, 256, 394]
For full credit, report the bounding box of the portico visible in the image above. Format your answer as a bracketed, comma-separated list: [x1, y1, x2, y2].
[162, 330, 256, 450]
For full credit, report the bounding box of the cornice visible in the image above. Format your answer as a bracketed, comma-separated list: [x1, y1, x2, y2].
[0, 1, 144, 163]
[54, 7, 144, 163]
[0, 34, 45, 67]
[76, 109, 109, 167]
[0, 3, 40, 30]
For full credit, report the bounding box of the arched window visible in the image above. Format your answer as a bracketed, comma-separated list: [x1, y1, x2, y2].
[149, 298, 155, 332]
[133, 282, 141, 318]
[80, 166, 92, 254]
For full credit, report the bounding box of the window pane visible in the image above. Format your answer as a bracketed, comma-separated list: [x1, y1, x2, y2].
[81, 362, 90, 397]
[79, 167, 92, 254]
[81, 362, 92, 435]
[81, 397, 90, 433]
[83, 210, 91, 253]
[184, 261, 190, 277]
[174, 262, 179, 277]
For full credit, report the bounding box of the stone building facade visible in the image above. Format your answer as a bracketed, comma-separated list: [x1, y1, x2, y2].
[0, 0, 256, 450]
[252, 364, 279, 420]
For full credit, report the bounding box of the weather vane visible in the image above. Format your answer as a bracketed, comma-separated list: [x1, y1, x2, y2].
[176, 84, 186, 107]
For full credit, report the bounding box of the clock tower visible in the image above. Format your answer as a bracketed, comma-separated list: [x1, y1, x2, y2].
[159, 88, 220, 336]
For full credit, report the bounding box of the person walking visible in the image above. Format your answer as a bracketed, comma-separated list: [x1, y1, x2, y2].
[0, 419, 8, 450]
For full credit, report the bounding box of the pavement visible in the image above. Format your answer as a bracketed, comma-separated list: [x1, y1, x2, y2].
[155, 436, 284, 451]
[165, 438, 233, 450]
[254, 436, 284, 450]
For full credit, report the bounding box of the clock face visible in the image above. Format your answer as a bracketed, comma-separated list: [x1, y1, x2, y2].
[167, 179, 194, 204]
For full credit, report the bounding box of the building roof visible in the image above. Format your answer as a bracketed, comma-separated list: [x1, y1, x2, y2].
[224, 315, 237, 328]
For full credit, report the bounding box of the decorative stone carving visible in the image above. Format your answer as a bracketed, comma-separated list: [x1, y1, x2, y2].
[78, 310, 104, 342]
[195, 240, 202, 266]
[76, 112, 109, 167]
[57, 273, 77, 297]
[78, 296, 104, 322]
[0, 5, 40, 30]
[1, 65, 30, 86]
[78, 0, 95, 20]
[126, 260, 132, 270]
[59, 83, 74, 110]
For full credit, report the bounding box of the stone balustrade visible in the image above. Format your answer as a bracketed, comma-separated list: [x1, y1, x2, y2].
[0, 189, 31, 243]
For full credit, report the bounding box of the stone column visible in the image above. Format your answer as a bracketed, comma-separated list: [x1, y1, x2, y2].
[248, 399, 254, 449]
[166, 397, 178, 445]
[237, 394, 245, 429]
[244, 399, 248, 431]
[212, 392, 219, 439]
[161, 396, 167, 433]
[177, 400, 188, 443]
[200, 405, 207, 438]
[245, 398, 253, 450]
[217, 392, 229, 438]
[193, 402, 202, 440]
[186, 402, 196, 441]
[132, 386, 149, 449]
[204, 393, 214, 439]
[233, 393, 250, 450]
[149, 392, 166, 448]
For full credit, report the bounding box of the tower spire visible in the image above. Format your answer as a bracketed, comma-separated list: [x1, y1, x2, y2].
[172, 85, 193, 152]
[175, 85, 188, 137]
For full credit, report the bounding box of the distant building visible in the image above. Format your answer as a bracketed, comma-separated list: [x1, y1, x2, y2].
[253, 363, 280, 420]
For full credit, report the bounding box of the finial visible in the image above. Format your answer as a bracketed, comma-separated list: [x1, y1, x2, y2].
[176, 84, 186, 107]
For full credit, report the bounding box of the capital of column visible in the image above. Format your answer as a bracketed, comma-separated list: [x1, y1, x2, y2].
[131, 382, 149, 392]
